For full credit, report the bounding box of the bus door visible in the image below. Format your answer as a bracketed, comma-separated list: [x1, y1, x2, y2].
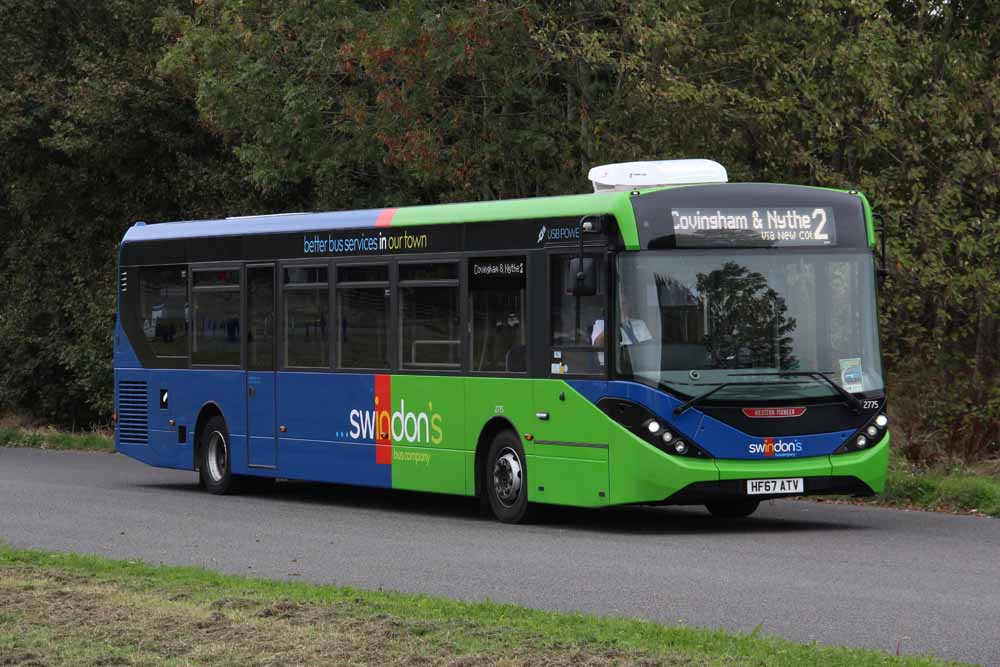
[529, 253, 611, 507]
[246, 264, 278, 468]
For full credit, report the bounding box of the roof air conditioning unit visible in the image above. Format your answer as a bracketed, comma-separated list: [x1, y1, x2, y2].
[588, 159, 728, 192]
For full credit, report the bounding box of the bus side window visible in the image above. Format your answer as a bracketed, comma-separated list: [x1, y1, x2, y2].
[191, 268, 241, 366]
[549, 255, 605, 375]
[284, 265, 329, 368]
[138, 266, 188, 359]
[337, 264, 389, 370]
[399, 262, 460, 370]
[469, 257, 527, 373]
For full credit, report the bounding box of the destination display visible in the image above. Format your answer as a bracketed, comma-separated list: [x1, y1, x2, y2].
[670, 206, 837, 247]
[469, 257, 526, 290]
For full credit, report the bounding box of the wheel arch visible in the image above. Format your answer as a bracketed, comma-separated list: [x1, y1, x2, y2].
[193, 401, 226, 470]
[474, 416, 521, 497]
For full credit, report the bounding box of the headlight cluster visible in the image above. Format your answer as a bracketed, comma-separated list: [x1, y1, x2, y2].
[641, 418, 709, 458]
[836, 412, 889, 454]
[598, 398, 712, 458]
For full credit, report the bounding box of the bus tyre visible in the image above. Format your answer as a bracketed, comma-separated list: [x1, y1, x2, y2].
[705, 500, 760, 519]
[485, 432, 530, 524]
[199, 416, 237, 495]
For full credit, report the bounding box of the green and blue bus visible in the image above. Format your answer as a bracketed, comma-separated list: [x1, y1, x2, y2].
[114, 159, 889, 522]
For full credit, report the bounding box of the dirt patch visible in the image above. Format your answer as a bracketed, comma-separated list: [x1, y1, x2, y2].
[0, 566, 704, 667]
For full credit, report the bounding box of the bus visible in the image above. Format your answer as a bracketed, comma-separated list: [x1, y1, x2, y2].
[114, 159, 889, 523]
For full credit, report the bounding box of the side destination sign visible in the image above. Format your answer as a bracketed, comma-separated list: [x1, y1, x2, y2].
[670, 206, 836, 247]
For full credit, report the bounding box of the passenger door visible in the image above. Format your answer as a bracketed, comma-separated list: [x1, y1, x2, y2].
[246, 264, 277, 468]
[529, 253, 610, 507]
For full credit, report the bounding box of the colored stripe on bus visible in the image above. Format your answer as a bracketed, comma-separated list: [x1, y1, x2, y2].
[375, 208, 398, 227]
[375, 374, 392, 464]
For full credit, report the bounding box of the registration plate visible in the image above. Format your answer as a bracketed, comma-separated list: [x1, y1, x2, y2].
[746, 478, 804, 495]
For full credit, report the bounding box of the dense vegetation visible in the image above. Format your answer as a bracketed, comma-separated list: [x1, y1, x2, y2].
[1, 0, 997, 463]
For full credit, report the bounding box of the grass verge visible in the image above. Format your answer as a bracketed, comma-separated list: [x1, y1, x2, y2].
[0, 424, 113, 453]
[0, 544, 958, 667]
[872, 459, 1000, 517]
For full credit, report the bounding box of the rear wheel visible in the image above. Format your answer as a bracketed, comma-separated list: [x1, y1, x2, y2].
[199, 416, 238, 494]
[484, 431, 530, 523]
[705, 500, 759, 519]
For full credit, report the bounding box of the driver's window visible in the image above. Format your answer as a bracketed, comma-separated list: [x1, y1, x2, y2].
[550, 255, 605, 375]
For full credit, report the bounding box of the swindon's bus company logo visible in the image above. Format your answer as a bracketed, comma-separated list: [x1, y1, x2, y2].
[348, 399, 443, 445]
[747, 437, 803, 457]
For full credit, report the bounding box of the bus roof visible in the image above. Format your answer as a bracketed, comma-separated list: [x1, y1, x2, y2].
[121, 182, 873, 252]
[122, 190, 638, 246]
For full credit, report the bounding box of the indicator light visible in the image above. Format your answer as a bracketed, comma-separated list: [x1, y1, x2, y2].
[856, 435, 868, 448]
[674, 441, 688, 455]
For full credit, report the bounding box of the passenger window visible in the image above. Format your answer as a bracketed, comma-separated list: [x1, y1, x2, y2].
[192, 268, 240, 365]
[550, 255, 606, 375]
[284, 266, 329, 368]
[337, 264, 389, 369]
[400, 262, 460, 370]
[469, 257, 527, 373]
[138, 266, 188, 358]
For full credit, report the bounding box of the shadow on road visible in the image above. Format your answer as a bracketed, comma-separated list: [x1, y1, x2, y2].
[138, 477, 869, 536]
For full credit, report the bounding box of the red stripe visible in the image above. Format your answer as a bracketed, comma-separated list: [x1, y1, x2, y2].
[374, 374, 392, 464]
[375, 208, 398, 228]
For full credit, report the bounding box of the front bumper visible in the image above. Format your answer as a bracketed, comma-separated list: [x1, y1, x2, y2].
[656, 433, 890, 505]
[661, 475, 874, 505]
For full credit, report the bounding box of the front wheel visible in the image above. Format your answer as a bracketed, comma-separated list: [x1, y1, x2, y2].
[484, 432, 531, 523]
[705, 499, 759, 519]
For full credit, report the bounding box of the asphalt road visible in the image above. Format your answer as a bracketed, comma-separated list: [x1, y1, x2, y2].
[1, 448, 997, 665]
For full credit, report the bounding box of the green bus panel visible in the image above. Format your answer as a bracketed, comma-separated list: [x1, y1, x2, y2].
[830, 433, 890, 493]
[716, 454, 832, 480]
[388, 375, 467, 495]
[526, 455, 609, 507]
[392, 445, 467, 495]
[606, 420, 719, 505]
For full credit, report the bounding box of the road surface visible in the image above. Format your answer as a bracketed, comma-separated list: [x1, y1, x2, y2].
[1, 448, 997, 664]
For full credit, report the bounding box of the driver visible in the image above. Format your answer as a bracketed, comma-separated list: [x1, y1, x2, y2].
[591, 299, 652, 346]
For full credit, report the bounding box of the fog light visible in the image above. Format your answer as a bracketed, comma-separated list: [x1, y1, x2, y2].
[674, 441, 688, 455]
[866, 425, 878, 438]
[647, 420, 661, 434]
[661, 431, 673, 443]
[856, 435, 868, 448]
[875, 414, 888, 428]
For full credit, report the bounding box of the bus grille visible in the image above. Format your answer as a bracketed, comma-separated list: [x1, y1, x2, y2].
[117, 380, 148, 444]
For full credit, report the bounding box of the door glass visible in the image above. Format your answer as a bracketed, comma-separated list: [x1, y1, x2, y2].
[470, 257, 527, 372]
[247, 267, 275, 371]
[550, 255, 606, 375]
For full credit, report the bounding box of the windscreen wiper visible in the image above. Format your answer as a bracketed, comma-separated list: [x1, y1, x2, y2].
[727, 371, 863, 413]
[672, 380, 785, 416]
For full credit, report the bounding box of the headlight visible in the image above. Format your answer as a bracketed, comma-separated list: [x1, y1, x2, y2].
[646, 420, 661, 434]
[856, 435, 868, 448]
[866, 425, 878, 437]
[875, 414, 888, 428]
[674, 441, 688, 455]
[661, 431, 673, 443]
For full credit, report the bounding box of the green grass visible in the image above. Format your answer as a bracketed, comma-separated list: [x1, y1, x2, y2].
[0, 426, 113, 452]
[870, 455, 1000, 517]
[0, 544, 962, 666]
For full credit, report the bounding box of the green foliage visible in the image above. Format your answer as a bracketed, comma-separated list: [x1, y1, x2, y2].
[0, 0, 998, 462]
